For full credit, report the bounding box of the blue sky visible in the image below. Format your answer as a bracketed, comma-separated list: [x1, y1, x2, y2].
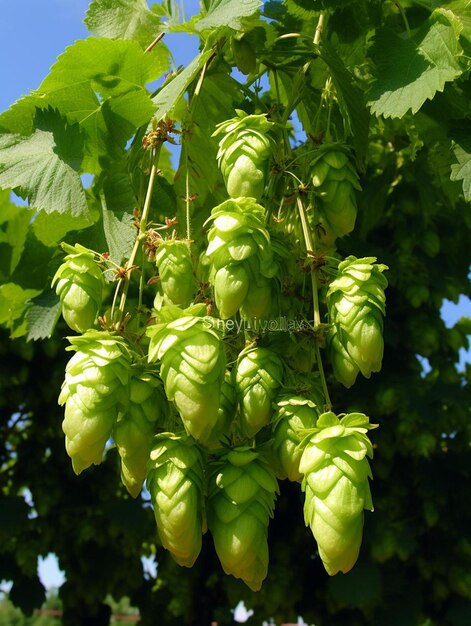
[0, 0, 469, 595]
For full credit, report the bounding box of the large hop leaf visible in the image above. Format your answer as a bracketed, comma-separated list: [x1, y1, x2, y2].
[299, 412, 376, 576]
[212, 110, 274, 200]
[234, 346, 284, 438]
[271, 395, 321, 482]
[310, 145, 361, 245]
[51, 242, 104, 333]
[327, 256, 388, 387]
[147, 309, 226, 444]
[146, 433, 206, 567]
[204, 197, 278, 320]
[113, 370, 169, 498]
[58, 331, 132, 475]
[207, 446, 279, 591]
[155, 239, 197, 307]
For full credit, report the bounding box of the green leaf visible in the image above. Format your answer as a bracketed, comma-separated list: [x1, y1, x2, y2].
[448, 0, 471, 42]
[0, 191, 32, 278]
[39, 37, 160, 98]
[0, 283, 40, 336]
[196, 0, 262, 32]
[85, 0, 163, 47]
[0, 109, 88, 217]
[100, 174, 137, 264]
[25, 290, 61, 341]
[451, 134, 471, 201]
[368, 9, 463, 119]
[318, 40, 370, 166]
[32, 205, 96, 247]
[152, 48, 214, 121]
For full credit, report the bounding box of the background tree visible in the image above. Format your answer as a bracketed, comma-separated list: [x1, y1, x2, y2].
[1, 1, 470, 625]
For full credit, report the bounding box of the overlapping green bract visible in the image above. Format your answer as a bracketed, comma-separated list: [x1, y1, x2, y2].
[52, 243, 104, 333]
[155, 239, 196, 307]
[234, 346, 284, 438]
[212, 110, 274, 200]
[146, 433, 206, 567]
[300, 411, 376, 576]
[327, 256, 388, 388]
[207, 446, 279, 591]
[113, 370, 169, 497]
[58, 331, 132, 475]
[272, 394, 321, 482]
[310, 145, 361, 245]
[206, 371, 238, 449]
[147, 311, 226, 444]
[204, 197, 278, 320]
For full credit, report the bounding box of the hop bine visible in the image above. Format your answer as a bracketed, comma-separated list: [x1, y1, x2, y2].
[146, 433, 206, 567]
[52, 243, 104, 333]
[327, 256, 388, 388]
[212, 110, 274, 200]
[207, 446, 279, 591]
[234, 346, 284, 438]
[204, 197, 278, 321]
[310, 145, 361, 245]
[300, 411, 377, 575]
[113, 370, 169, 497]
[155, 238, 196, 307]
[147, 305, 226, 444]
[58, 331, 132, 475]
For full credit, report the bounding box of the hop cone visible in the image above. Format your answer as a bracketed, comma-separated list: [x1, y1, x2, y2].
[234, 347, 284, 438]
[147, 433, 205, 567]
[207, 446, 279, 591]
[204, 197, 278, 320]
[147, 309, 226, 444]
[212, 110, 274, 200]
[299, 411, 376, 576]
[310, 145, 361, 245]
[155, 239, 196, 307]
[327, 256, 388, 387]
[272, 394, 322, 482]
[52, 243, 104, 333]
[206, 371, 238, 449]
[58, 331, 132, 475]
[113, 371, 169, 497]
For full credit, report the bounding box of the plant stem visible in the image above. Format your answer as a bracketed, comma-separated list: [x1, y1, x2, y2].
[116, 146, 161, 326]
[296, 195, 332, 410]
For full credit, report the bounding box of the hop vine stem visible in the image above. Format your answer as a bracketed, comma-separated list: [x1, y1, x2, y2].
[296, 194, 332, 411]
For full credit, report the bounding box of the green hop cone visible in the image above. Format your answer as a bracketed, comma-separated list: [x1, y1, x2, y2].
[58, 331, 132, 475]
[113, 371, 169, 498]
[212, 110, 274, 200]
[271, 395, 321, 482]
[147, 308, 226, 444]
[155, 239, 197, 307]
[299, 411, 376, 576]
[327, 256, 388, 387]
[206, 371, 238, 449]
[52, 243, 104, 333]
[204, 197, 278, 320]
[146, 433, 205, 567]
[207, 446, 279, 591]
[310, 145, 361, 245]
[234, 346, 284, 438]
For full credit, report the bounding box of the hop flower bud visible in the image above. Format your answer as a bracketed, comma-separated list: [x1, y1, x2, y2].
[52, 243, 104, 333]
[58, 331, 132, 475]
[327, 256, 388, 387]
[155, 239, 196, 307]
[207, 446, 279, 591]
[206, 371, 238, 449]
[147, 433, 206, 567]
[212, 110, 274, 200]
[271, 395, 321, 482]
[310, 145, 361, 245]
[113, 371, 169, 497]
[234, 347, 284, 438]
[147, 309, 226, 444]
[300, 412, 376, 575]
[204, 197, 278, 321]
